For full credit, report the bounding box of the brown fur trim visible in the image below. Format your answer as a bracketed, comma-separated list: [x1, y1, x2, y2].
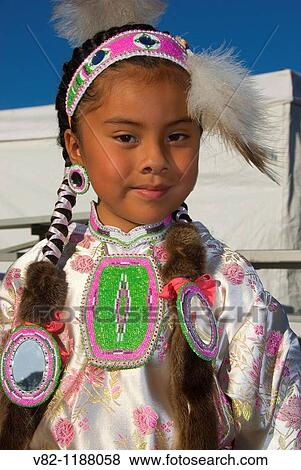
[0, 260, 68, 449]
[19, 260, 68, 323]
[161, 222, 218, 449]
[0, 395, 49, 449]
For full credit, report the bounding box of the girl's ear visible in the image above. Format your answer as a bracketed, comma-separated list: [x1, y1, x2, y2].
[64, 129, 85, 165]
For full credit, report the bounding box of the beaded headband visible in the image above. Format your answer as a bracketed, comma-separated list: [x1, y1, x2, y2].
[66, 30, 189, 121]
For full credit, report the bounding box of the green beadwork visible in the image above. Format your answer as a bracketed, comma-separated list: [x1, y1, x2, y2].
[95, 265, 149, 350]
[75, 73, 84, 87]
[84, 63, 94, 75]
[67, 86, 76, 108]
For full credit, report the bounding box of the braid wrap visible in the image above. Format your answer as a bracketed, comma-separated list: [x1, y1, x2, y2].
[42, 167, 77, 265]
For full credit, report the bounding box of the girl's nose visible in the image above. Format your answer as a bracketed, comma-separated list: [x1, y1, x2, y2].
[141, 143, 169, 174]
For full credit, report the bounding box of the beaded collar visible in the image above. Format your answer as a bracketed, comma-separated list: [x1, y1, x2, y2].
[88, 200, 174, 248]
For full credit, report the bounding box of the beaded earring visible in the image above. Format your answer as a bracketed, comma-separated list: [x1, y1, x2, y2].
[67, 163, 90, 194]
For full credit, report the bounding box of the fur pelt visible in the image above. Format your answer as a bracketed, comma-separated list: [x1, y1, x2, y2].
[51, 0, 167, 46]
[160, 222, 218, 449]
[0, 260, 68, 449]
[186, 46, 280, 184]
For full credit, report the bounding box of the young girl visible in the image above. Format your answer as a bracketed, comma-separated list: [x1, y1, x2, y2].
[0, 0, 300, 450]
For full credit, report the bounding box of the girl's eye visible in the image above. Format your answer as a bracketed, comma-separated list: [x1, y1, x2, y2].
[114, 133, 189, 144]
[115, 134, 137, 144]
[168, 133, 188, 142]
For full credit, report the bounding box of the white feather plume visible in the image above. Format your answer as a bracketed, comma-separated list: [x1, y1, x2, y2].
[186, 45, 281, 183]
[51, 0, 167, 47]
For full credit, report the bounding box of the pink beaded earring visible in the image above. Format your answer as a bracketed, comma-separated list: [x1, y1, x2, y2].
[67, 164, 90, 195]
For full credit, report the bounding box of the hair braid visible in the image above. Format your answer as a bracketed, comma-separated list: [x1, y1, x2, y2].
[162, 202, 219, 449]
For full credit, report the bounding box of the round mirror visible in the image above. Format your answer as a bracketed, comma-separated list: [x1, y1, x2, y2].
[1, 325, 62, 407]
[190, 294, 213, 346]
[12, 339, 45, 391]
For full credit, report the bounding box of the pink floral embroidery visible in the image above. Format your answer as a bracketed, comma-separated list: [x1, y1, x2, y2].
[52, 418, 74, 447]
[61, 369, 85, 406]
[221, 263, 244, 285]
[277, 395, 301, 430]
[265, 330, 283, 356]
[133, 405, 158, 435]
[12, 285, 25, 324]
[254, 324, 264, 336]
[158, 420, 173, 433]
[111, 384, 122, 396]
[249, 356, 262, 387]
[153, 243, 169, 264]
[70, 255, 94, 273]
[79, 417, 89, 431]
[85, 365, 105, 386]
[78, 234, 96, 249]
[3, 268, 21, 289]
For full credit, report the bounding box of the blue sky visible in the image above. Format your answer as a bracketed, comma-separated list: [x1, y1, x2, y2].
[1, 0, 300, 110]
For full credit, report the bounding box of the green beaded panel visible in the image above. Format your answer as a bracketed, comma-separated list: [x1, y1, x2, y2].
[94, 265, 149, 350]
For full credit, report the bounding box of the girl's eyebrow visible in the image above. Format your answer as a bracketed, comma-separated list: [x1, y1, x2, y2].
[103, 117, 193, 127]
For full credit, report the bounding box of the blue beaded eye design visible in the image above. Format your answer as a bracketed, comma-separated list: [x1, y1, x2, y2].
[88, 48, 111, 71]
[134, 33, 161, 50]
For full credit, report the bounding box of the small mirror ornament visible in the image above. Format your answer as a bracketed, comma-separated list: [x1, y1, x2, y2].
[0, 325, 61, 407]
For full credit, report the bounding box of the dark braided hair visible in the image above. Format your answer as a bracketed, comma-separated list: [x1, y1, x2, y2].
[0, 23, 219, 449]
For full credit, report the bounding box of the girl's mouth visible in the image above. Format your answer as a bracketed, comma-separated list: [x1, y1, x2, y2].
[132, 188, 170, 199]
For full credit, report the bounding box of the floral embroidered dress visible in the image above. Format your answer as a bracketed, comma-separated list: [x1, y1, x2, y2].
[0, 200, 300, 450]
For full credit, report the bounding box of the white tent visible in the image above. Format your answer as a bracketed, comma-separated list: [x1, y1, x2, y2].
[1, 68, 300, 333]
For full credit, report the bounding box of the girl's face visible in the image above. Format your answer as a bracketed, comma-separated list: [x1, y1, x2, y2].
[65, 72, 201, 233]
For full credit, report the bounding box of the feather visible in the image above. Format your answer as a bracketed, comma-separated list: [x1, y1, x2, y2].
[51, 0, 167, 47]
[186, 45, 281, 183]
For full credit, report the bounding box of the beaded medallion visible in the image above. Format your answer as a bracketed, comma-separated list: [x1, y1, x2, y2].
[80, 254, 165, 370]
[176, 282, 218, 361]
[0, 325, 61, 407]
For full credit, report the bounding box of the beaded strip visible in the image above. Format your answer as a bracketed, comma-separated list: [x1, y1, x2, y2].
[66, 30, 188, 117]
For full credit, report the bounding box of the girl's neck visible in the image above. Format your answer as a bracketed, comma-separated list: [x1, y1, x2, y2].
[96, 201, 147, 233]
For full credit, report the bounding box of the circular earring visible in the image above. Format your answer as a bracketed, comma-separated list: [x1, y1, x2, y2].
[67, 163, 90, 195]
